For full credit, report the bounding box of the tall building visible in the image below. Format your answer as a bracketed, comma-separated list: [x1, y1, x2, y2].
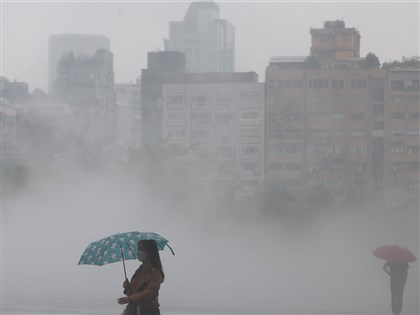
[0, 76, 30, 104]
[164, 1, 235, 73]
[266, 62, 386, 203]
[115, 79, 142, 146]
[49, 34, 110, 92]
[53, 49, 116, 142]
[141, 51, 187, 147]
[162, 74, 264, 196]
[310, 20, 361, 68]
[265, 20, 419, 206]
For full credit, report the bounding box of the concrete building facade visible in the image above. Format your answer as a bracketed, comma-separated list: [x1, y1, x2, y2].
[53, 49, 116, 142]
[162, 78, 264, 196]
[310, 20, 361, 69]
[384, 69, 420, 206]
[265, 20, 419, 206]
[49, 34, 110, 93]
[164, 1, 235, 73]
[266, 59, 387, 203]
[115, 79, 142, 146]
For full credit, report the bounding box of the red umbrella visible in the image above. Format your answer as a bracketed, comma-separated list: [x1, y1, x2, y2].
[373, 244, 417, 263]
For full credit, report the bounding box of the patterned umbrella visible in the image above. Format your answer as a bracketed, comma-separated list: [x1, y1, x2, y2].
[78, 231, 174, 279]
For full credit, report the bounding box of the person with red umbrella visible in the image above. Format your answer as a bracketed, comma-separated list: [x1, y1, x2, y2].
[373, 244, 417, 315]
[382, 261, 409, 315]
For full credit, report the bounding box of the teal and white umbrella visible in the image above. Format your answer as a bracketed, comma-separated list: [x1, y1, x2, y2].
[78, 231, 174, 279]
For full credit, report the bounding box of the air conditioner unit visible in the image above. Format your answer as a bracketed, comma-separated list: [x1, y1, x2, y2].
[357, 167, 363, 173]
[306, 167, 313, 173]
[314, 166, 320, 172]
[391, 166, 397, 172]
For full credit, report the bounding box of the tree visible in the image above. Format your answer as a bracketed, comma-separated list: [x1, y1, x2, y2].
[362, 52, 380, 68]
[382, 56, 420, 69]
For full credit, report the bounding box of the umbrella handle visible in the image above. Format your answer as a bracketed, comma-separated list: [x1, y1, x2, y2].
[120, 245, 128, 280]
[166, 244, 175, 255]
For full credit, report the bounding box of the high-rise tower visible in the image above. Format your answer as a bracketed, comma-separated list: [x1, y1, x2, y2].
[164, 1, 235, 73]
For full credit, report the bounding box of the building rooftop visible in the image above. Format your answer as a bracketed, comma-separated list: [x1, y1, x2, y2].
[269, 56, 307, 64]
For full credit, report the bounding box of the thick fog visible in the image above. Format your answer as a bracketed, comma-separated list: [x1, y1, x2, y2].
[2, 1, 420, 315]
[3, 128, 419, 314]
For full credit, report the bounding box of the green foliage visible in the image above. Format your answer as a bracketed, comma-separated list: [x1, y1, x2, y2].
[382, 56, 420, 69]
[361, 52, 380, 68]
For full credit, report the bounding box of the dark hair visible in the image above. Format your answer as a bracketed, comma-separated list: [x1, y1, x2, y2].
[139, 240, 165, 280]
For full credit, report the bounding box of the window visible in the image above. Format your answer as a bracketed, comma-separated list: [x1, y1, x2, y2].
[241, 112, 259, 120]
[284, 163, 301, 170]
[351, 113, 364, 120]
[390, 144, 405, 153]
[191, 129, 212, 144]
[215, 129, 235, 144]
[405, 79, 420, 90]
[406, 130, 419, 136]
[331, 113, 345, 120]
[331, 79, 344, 89]
[240, 161, 260, 176]
[351, 130, 368, 137]
[309, 79, 329, 89]
[391, 80, 404, 90]
[217, 146, 235, 157]
[390, 112, 405, 119]
[351, 145, 367, 154]
[391, 95, 404, 104]
[241, 145, 260, 159]
[191, 94, 211, 110]
[351, 79, 366, 89]
[167, 94, 187, 109]
[167, 112, 187, 126]
[215, 113, 235, 127]
[268, 163, 282, 170]
[191, 113, 212, 127]
[406, 95, 420, 103]
[215, 93, 234, 109]
[409, 112, 420, 119]
[241, 129, 260, 137]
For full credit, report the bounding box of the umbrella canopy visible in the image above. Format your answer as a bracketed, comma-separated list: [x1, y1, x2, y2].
[373, 244, 417, 263]
[78, 231, 174, 278]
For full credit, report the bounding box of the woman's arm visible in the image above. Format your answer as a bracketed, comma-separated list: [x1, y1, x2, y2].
[383, 262, 391, 276]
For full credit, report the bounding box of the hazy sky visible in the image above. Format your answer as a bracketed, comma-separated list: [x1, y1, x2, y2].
[2, 1, 419, 91]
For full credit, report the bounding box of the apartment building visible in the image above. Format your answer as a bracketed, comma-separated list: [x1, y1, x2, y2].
[384, 69, 420, 206]
[115, 80, 141, 146]
[49, 34, 110, 93]
[162, 79, 264, 197]
[266, 57, 387, 202]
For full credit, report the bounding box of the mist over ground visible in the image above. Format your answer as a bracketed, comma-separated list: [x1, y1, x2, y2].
[2, 134, 419, 314]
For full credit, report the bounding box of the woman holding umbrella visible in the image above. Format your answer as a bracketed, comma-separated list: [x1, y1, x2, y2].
[117, 240, 165, 315]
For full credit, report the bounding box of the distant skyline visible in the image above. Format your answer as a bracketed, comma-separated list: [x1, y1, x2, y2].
[2, 1, 419, 91]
